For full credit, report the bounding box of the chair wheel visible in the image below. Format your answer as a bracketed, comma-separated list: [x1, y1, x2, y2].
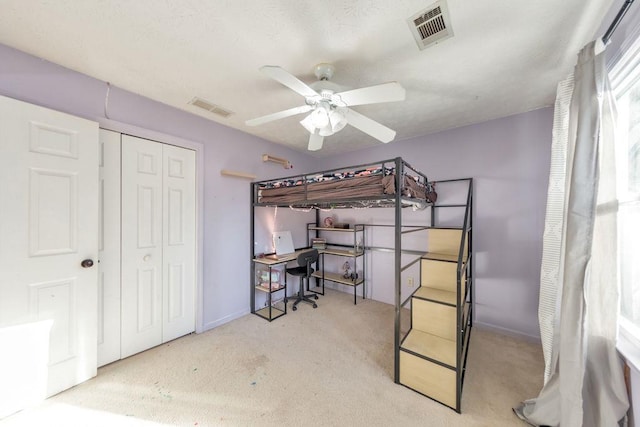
[292, 306, 297, 311]
[314, 295, 318, 300]
[313, 304, 318, 308]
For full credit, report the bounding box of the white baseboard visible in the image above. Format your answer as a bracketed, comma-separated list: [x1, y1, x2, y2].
[202, 308, 250, 332]
[474, 321, 541, 343]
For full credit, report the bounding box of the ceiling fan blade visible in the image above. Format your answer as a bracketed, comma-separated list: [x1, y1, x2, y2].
[260, 65, 318, 98]
[308, 132, 324, 151]
[336, 82, 406, 107]
[345, 108, 396, 143]
[246, 105, 313, 126]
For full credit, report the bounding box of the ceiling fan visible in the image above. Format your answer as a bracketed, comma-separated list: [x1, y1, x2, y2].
[245, 63, 406, 151]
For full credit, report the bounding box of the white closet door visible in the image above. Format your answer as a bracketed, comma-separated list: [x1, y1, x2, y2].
[0, 95, 99, 407]
[162, 145, 196, 342]
[97, 129, 121, 367]
[121, 135, 163, 358]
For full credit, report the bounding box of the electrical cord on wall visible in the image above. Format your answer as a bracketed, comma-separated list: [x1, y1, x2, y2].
[104, 82, 111, 119]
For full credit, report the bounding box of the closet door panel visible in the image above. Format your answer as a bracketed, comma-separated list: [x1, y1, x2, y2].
[97, 129, 121, 367]
[162, 145, 196, 342]
[121, 135, 163, 358]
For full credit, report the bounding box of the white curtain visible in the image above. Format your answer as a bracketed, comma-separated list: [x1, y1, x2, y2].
[514, 41, 629, 427]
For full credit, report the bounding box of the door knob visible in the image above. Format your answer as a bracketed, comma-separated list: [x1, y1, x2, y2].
[81, 259, 94, 268]
[143, 254, 151, 262]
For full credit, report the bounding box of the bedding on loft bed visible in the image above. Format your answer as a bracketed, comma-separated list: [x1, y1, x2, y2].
[254, 159, 436, 207]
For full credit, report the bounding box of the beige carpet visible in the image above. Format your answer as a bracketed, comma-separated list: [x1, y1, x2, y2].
[2, 289, 543, 427]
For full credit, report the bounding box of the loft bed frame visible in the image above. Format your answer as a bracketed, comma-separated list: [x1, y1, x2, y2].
[249, 157, 473, 412]
[252, 157, 433, 209]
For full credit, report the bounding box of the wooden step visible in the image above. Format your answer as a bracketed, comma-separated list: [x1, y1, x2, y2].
[413, 286, 457, 306]
[422, 252, 469, 263]
[412, 298, 456, 340]
[420, 259, 466, 292]
[427, 228, 467, 257]
[400, 351, 456, 409]
[401, 329, 455, 367]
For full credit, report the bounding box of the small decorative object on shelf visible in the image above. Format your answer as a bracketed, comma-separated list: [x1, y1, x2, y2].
[342, 261, 358, 281]
[355, 238, 363, 253]
[333, 223, 350, 229]
[323, 216, 334, 227]
[311, 237, 327, 249]
[257, 269, 281, 290]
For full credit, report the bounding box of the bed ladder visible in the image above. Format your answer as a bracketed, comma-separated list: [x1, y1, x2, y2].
[396, 178, 473, 413]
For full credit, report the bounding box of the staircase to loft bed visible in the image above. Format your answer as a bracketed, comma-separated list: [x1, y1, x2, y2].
[395, 177, 473, 413]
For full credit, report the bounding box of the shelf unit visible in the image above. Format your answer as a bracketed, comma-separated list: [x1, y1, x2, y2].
[396, 179, 473, 413]
[307, 223, 366, 304]
[252, 262, 287, 321]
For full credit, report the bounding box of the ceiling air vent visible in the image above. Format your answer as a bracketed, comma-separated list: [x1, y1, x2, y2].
[188, 97, 234, 118]
[407, 0, 453, 50]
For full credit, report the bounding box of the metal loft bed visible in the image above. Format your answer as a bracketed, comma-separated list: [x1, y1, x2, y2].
[249, 157, 473, 411]
[249, 155, 432, 310]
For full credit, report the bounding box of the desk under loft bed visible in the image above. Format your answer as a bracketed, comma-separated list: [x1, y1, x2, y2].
[249, 157, 473, 413]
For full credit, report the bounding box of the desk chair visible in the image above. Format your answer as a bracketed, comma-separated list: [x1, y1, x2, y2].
[285, 249, 319, 311]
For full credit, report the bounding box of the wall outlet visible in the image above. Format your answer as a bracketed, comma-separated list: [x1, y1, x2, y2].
[407, 277, 415, 287]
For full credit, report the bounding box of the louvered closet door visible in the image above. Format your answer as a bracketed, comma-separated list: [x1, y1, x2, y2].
[121, 135, 164, 358]
[162, 144, 196, 342]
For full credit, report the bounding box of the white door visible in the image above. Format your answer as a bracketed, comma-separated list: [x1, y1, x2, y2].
[0, 96, 99, 400]
[162, 144, 196, 342]
[121, 135, 163, 358]
[97, 129, 121, 367]
[120, 135, 196, 357]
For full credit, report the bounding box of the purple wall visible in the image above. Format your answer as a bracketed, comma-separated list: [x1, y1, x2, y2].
[321, 109, 553, 340]
[0, 43, 318, 329]
[0, 42, 552, 340]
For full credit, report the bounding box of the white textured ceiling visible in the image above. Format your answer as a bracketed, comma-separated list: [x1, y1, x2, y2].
[0, 0, 615, 156]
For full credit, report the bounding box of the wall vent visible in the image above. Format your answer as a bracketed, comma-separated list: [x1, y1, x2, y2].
[188, 97, 234, 118]
[407, 1, 453, 50]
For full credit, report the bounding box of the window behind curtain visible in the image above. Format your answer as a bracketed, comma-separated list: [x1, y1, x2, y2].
[612, 54, 640, 345]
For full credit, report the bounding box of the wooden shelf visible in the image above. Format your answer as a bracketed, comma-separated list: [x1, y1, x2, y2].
[254, 306, 285, 321]
[308, 226, 363, 232]
[321, 248, 363, 257]
[255, 285, 285, 293]
[312, 270, 364, 287]
[413, 286, 456, 306]
[401, 329, 456, 368]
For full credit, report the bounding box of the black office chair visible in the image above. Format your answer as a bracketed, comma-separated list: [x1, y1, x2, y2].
[285, 249, 319, 311]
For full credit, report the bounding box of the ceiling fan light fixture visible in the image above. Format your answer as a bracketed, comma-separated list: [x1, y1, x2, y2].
[329, 109, 348, 133]
[318, 124, 334, 137]
[249, 64, 403, 150]
[300, 114, 316, 134]
[310, 106, 330, 128]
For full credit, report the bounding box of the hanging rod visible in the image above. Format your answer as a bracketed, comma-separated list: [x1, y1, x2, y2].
[603, 0, 635, 44]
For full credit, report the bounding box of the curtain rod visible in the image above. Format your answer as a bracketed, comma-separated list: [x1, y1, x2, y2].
[603, 0, 635, 44]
